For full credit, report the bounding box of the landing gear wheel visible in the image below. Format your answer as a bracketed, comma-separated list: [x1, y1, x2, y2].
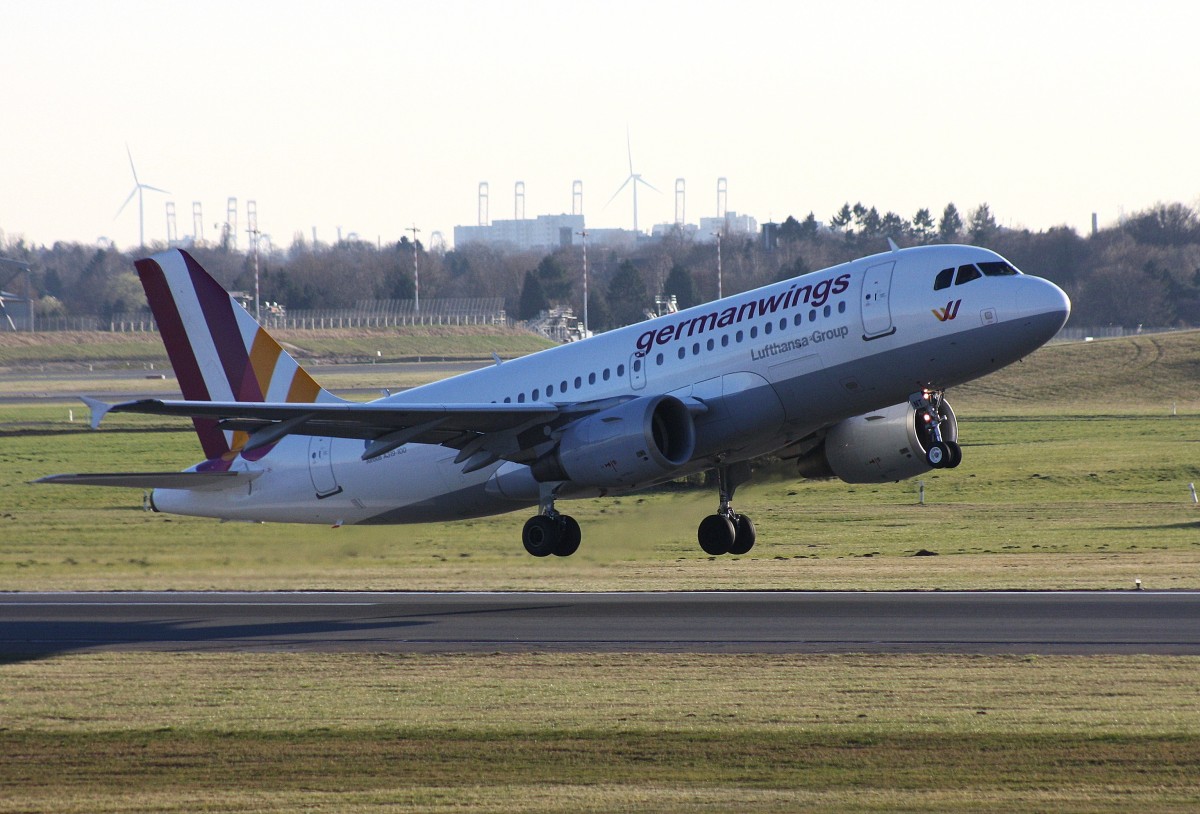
[728, 514, 756, 555]
[522, 515, 560, 557]
[698, 514, 736, 556]
[945, 441, 963, 469]
[926, 442, 951, 469]
[553, 515, 581, 557]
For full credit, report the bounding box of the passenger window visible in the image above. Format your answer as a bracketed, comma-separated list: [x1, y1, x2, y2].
[823, 305, 831, 317]
[532, 388, 540, 401]
[721, 335, 729, 347]
[589, 372, 596, 385]
[547, 384, 554, 396]
[656, 352, 664, 365]
[678, 347, 686, 359]
[574, 377, 581, 389]
[793, 314, 802, 327]
[602, 369, 610, 381]
[561, 380, 568, 391]
[707, 338, 714, 351]
[955, 264, 982, 285]
[632, 360, 640, 373]
[809, 309, 816, 321]
[736, 330, 744, 342]
[504, 396, 511, 403]
[617, 364, 625, 376]
[934, 267, 954, 290]
[692, 343, 700, 355]
[838, 301, 846, 313]
[779, 318, 787, 331]
[750, 326, 758, 339]
[764, 322, 773, 335]
[518, 393, 526, 403]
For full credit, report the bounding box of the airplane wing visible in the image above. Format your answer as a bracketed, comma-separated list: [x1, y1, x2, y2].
[36, 471, 254, 491]
[104, 397, 573, 471]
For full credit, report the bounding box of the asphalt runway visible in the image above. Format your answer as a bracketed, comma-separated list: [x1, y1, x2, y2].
[3, 591, 1198, 656]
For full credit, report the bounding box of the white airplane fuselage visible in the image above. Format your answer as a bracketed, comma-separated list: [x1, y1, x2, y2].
[151, 244, 1070, 526]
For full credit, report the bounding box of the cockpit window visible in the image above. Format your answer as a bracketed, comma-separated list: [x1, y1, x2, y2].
[955, 264, 982, 285]
[934, 267, 954, 291]
[978, 260, 1020, 277]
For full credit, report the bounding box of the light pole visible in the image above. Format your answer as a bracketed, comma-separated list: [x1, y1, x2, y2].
[246, 226, 261, 322]
[576, 229, 589, 335]
[406, 225, 421, 313]
[713, 230, 723, 300]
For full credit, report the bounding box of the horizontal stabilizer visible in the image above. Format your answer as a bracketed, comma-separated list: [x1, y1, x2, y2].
[34, 471, 257, 491]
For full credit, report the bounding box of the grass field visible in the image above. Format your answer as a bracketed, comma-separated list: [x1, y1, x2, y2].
[3, 652, 1198, 812]
[2, 330, 1200, 811]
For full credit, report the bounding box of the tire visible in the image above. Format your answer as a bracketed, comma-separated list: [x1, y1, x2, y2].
[522, 515, 559, 557]
[697, 514, 735, 556]
[553, 515, 581, 557]
[946, 441, 963, 469]
[728, 514, 756, 555]
[926, 442, 950, 468]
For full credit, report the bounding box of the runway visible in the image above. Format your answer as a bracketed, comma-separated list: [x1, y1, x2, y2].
[3, 591, 1198, 655]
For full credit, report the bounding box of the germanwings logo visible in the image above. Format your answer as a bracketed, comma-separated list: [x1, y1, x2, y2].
[932, 299, 962, 322]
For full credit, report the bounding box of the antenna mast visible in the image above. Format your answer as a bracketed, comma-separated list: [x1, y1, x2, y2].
[407, 224, 421, 313]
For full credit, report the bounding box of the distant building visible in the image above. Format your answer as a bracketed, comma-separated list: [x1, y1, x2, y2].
[697, 212, 758, 241]
[454, 214, 585, 252]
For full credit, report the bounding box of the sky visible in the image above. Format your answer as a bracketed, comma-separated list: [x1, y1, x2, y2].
[2, 0, 1198, 251]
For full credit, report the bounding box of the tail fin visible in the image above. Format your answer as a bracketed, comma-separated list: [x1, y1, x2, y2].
[135, 249, 341, 460]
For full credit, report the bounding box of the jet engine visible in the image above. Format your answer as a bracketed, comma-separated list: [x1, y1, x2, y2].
[532, 395, 696, 488]
[794, 396, 959, 484]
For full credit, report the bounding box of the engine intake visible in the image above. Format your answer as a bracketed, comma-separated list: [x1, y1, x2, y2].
[795, 396, 958, 483]
[532, 395, 695, 487]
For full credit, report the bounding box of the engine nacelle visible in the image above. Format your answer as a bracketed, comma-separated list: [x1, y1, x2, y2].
[795, 397, 958, 484]
[532, 395, 696, 488]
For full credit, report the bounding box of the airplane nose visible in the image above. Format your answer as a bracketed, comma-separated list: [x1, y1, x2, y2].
[1017, 277, 1072, 337]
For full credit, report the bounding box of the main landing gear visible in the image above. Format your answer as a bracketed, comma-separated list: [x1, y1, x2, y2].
[522, 485, 581, 557]
[697, 461, 756, 556]
[916, 390, 962, 470]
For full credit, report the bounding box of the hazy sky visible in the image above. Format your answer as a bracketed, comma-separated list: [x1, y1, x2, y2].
[3, 0, 1197, 251]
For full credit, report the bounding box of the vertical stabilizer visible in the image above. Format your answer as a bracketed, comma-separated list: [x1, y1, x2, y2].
[135, 249, 340, 460]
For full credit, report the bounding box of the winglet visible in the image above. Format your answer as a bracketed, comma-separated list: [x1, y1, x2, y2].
[80, 396, 113, 430]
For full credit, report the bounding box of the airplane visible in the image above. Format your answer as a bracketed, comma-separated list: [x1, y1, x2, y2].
[39, 243, 1071, 557]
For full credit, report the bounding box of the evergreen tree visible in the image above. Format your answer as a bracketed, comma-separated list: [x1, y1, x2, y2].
[912, 208, 936, 243]
[607, 260, 650, 327]
[967, 203, 998, 243]
[938, 203, 963, 242]
[535, 254, 573, 301]
[518, 270, 548, 320]
[662, 264, 698, 309]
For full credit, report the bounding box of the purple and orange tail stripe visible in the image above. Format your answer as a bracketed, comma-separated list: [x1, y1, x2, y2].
[135, 249, 338, 461]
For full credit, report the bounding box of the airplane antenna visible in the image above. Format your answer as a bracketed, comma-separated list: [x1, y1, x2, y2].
[572, 180, 583, 217]
[675, 178, 686, 225]
[115, 145, 169, 250]
[514, 181, 525, 220]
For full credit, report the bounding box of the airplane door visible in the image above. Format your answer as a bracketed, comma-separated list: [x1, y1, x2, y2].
[308, 436, 341, 498]
[629, 353, 647, 390]
[861, 261, 896, 339]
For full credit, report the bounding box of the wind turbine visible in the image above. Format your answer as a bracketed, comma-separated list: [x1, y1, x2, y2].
[115, 145, 169, 249]
[605, 131, 659, 233]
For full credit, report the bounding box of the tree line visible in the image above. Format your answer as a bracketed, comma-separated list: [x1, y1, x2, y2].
[4, 200, 1200, 330]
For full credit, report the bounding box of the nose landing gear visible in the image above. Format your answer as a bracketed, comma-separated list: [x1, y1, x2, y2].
[915, 391, 962, 470]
